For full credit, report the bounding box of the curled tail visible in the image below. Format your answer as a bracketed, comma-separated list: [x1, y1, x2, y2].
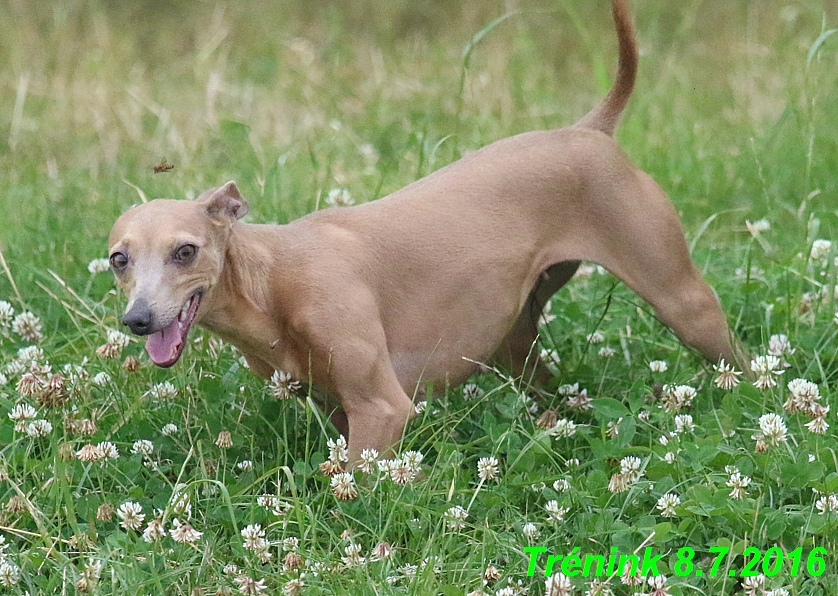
[574, 0, 638, 136]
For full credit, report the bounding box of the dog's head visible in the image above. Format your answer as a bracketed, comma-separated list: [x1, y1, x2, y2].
[107, 181, 248, 367]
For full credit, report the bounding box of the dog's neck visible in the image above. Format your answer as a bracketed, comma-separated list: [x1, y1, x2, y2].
[198, 223, 285, 356]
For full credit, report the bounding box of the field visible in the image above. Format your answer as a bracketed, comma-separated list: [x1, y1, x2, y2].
[1, 0, 837, 594]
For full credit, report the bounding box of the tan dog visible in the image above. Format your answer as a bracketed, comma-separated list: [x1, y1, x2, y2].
[109, 0, 744, 464]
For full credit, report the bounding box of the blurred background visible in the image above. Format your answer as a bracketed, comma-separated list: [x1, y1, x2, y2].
[0, 0, 836, 290]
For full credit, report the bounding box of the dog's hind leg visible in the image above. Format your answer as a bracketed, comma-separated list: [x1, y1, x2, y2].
[587, 172, 743, 368]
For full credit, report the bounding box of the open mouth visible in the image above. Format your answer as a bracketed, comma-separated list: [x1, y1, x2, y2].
[144, 291, 202, 368]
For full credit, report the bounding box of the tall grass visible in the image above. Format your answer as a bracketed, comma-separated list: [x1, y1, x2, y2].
[0, 1, 837, 594]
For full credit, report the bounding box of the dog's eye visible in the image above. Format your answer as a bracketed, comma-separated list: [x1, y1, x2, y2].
[109, 252, 128, 270]
[174, 244, 198, 263]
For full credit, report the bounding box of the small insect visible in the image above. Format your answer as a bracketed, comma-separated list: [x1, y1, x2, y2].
[153, 159, 175, 174]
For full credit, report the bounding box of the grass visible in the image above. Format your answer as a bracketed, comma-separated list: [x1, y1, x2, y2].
[1, 0, 838, 594]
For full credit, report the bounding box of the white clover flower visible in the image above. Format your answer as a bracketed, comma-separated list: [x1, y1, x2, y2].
[241, 524, 268, 552]
[76, 444, 104, 462]
[742, 574, 766, 595]
[331, 471, 358, 500]
[745, 219, 771, 236]
[566, 388, 592, 410]
[281, 577, 304, 596]
[586, 331, 605, 344]
[402, 450, 424, 472]
[545, 500, 569, 522]
[237, 460, 254, 472]
[557, 382, 580, 396]
[15, 345, 43, 365]
[522, 522, 540, 541]
[649, 360, 668, 372]
[713, 359, 742, 390]
[545, 573, 573, 596]
[0, 373, 6, 386]
[92, 372, 111, 386]
[552, 418, 577, 438]
[280, 536, 299, 552]
[327, 435, 348, 464]
[131, 439, 154, 456]
[810, 239, 832, 260]
[236, 575, 268, 595]
[620, 560, 645, 586]
[0, 301, 14, 328]
[553, 478, 570, 492]
[445, 505, 469, 529]
[3, 360, 25, 377]
[758, 413, 788, 446]
[750, 355, 785, 390]
[656, 493, 681, 517]
[341, 542, 365, 567]
[149, 381, 177, 400]
[370, 541, 393, 562]
[25, 419, 52, 438]
[143, 518, 166, 542]
[106, 329, 131, 349]
[477, 456, 499, 482]
[324, 188, 354, 207]
[256, 495, 278, 511]
[620, 456, 644, 482]
[815, 494, 838, 514]
[87, 258, 111, 274]
[161, 423, 178, 436]
[608, 472, 630, 493]
[661, 384, 696, 411]
[646, 574, 669, 591]
[116, 501, 145, 530]
[169, 518, 203, 543]
[384, 458, 418, 484]
[726, 470, 752, 500]
[785, 378, 822, 418]
[805, 415, 829, 435]
[0, 560, 20, 586]
[462, 383, 484, 400]
[8, 403, 37, 432]
[269, 370, 301, 400]
[98, 441, 119, 460]
[674, 414, 695, 434]
[768, 334, 794, 357]
[598, 346, 616, 358]
[11, 312, 43, 342]
[358, 448, 379, 474]
[172, 487, 192, 517]
[663, 452, 676, 464]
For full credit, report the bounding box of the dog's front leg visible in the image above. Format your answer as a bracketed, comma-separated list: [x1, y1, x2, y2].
[308, 315, 414, 466]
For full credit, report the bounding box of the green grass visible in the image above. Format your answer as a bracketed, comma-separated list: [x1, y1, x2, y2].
[1, 1, 838, 594]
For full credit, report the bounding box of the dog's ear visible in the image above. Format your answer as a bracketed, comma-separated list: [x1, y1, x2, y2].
[197, 181, 249, 221]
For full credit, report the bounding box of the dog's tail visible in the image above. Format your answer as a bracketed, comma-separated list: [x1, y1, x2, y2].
[574, 0, 638, 136]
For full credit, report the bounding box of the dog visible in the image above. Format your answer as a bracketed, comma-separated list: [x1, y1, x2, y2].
[109, 0, 745, 464]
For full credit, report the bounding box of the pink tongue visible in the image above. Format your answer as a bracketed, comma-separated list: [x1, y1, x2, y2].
[145, 318, 182, 365]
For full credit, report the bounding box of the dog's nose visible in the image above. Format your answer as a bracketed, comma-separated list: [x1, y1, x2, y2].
[122, 299, 154, 335]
